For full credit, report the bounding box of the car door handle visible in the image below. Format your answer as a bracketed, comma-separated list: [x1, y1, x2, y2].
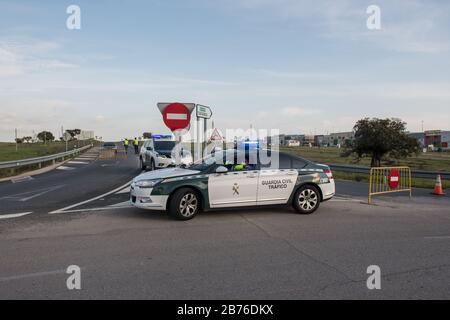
[287, 171, 297, 175]
[247, 174, 258, 178]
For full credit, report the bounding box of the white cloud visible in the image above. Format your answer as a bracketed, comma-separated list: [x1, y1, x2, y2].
[226, 0, 450, 53]
[281, 107, 321, 116]
[0, 39, 78, 77]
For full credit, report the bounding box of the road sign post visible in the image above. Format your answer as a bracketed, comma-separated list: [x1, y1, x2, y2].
[195, 105, 212, 161]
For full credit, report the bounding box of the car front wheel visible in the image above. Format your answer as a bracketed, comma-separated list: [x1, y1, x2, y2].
[293, 185, 320, 214]
[140, 158, 146, 170]
[168, 188, 200, 220]
[150, 159, 155, 171]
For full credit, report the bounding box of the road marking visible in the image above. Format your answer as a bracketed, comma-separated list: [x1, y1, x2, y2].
[108, 200, 132, 207]
[49, 180, 132, 214]
[0, 212, 32, 219]
[57, 166, 75, 171]
[11, 176, 34, 183]
[115, 186, 131, 194]
[424, 236, 450, 239]
[55, 205, 132, 214]
[67, 161, 89, 165]
[0, 185, 65, 202]
[0, 268, 84, 282]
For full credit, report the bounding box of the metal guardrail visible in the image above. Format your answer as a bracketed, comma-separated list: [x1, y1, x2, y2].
[329, 164, 449, 180]
[0, 145, 93, 170]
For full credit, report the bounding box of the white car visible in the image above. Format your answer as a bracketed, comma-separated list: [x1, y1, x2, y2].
[131, 149, 335, 220]
[139, 135, 193, 170]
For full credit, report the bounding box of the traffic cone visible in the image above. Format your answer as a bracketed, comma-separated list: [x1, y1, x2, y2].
[431, 175, 445, 196]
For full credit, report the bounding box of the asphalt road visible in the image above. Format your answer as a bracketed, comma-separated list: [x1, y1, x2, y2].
[0, 147, 141, 219]
[0, 151, 449, 299]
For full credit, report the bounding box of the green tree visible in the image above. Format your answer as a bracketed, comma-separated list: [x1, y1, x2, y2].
[342, 118, 420, 167]
[65, 129, 81, 140]
[37, 131, 55, 143]
[142, 132, 152, 139]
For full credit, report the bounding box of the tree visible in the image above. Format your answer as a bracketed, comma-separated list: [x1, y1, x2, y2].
[15, 138, 23, 144]
[65, 129, 81, 140]
[22, 136, 32, 143]
[37, 131, 55, 143]
[142, 132, 152, 139]
[342, 118, 420, 167]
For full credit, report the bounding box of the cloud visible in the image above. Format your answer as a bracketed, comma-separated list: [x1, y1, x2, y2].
[0, 39, 78, 76]
[225, 0, 450, 53]
[281, 107, 321, 116]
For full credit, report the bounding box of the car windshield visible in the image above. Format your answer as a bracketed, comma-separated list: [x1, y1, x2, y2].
[187, 150, 247, 171]
[154, 141, 175, 151]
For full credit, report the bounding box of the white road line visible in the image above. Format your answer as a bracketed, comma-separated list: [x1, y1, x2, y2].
[67, 161, 89, 165]
[0, 268, 84, 282]
[115, 186, 131, 194]
[0, 185, 65, 202]
[19, 185, 65, 202]
[49, 180, 132, 214]
[56, 205, 132, 214]
[108, 200, 132, 208]
[0, 212, 32, 219]
[56, 166, 75, 170]
[424, 236, 450, 239]
[11, 176, 34, 183]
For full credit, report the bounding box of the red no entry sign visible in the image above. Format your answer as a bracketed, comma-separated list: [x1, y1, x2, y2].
[162, 103, 191, 132]
[389, 168, 400, 189]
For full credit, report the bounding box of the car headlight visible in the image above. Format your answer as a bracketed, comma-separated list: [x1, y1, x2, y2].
[134, 179, 163, 188]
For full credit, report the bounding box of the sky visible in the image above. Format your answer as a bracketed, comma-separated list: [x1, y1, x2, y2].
[0, 0, 449, 141]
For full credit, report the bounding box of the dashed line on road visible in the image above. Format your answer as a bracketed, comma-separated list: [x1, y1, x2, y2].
[67, 161, 89, 165]
[0, 212, 33, 220]
[11, 176, 34, 183]
[56, 166, 75, 171]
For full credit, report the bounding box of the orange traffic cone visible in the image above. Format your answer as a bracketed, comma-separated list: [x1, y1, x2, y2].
[432, 175, 445, 196]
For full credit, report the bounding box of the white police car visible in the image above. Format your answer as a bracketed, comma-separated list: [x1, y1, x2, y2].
[139, 134, 193, 170]
[131, 149, 335, 220]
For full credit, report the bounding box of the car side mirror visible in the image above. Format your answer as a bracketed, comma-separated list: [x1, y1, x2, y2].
[215, 166, 228, 174]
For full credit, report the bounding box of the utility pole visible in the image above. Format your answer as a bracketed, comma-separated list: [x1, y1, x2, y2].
[62, 126, 68, 151]
[15, 128, 18, 152]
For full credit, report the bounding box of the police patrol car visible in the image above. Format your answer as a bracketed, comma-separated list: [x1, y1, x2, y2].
[131, 148, 335, 220]
[139, 134, 193, 170]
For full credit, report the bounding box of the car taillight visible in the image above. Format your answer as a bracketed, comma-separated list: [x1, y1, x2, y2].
[324, 168, 333, 180]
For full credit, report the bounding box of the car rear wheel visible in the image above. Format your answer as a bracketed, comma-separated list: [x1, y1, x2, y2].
[293, 185, 320, 214]
[168, 188, 200, 220]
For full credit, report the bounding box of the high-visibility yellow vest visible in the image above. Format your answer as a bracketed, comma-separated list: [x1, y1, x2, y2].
[124, 139, 129, 146]
[133, 139, 139, 146]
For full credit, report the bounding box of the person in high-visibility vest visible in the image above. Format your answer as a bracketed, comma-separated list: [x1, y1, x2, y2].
[123, 138, 129, 154]
[133, 137, 139, 154]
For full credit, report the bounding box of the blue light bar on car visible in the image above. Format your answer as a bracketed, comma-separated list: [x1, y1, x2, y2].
[243, 140, 259, 145]
[152, 134, 172, 140]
